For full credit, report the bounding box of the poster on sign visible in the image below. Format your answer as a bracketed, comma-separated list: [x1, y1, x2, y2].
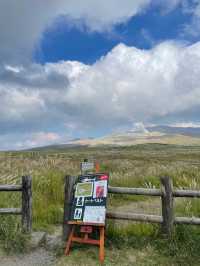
[93, 180, 107, 198]
[70, 173, 109, 224]
[83, 206, 106, 223]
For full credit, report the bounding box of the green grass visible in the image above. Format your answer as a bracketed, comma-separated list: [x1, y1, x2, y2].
[1, 144, 200, 264]
[56, 222, 200, 266]
[0, 216, 29, 254]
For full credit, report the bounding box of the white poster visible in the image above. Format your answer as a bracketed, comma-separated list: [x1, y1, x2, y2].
[83, 206, 106, 224]
[93, 180, 107, 198]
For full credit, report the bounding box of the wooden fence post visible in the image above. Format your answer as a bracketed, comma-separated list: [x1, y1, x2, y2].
[22, 176, 32, 233]
[160, 176, 174, 237]
[63, 175, 76, 241]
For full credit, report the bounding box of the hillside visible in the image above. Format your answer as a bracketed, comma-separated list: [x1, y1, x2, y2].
[25, 126, 200, 152]
[68, 130, 200, 147]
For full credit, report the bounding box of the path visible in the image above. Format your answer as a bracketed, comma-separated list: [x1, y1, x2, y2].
[0, 248, 56, 266]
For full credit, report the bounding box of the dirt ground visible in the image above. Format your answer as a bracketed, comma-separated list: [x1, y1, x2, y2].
[0, 248, 56, 266]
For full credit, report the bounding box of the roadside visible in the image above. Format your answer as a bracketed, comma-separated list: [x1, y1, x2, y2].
[0, 248, 56, 266]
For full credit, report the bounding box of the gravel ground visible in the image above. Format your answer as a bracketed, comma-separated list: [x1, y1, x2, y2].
[0, 248, 56, 266]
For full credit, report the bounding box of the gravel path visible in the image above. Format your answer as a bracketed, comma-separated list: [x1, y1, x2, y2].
[0, 248, 56, 266]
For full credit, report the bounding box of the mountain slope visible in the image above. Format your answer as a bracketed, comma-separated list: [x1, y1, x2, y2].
[68, 130, 200, 147]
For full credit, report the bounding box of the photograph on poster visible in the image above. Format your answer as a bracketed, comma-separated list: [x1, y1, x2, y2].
[76, 196, 84, 206]
[74, 208, 82, 219]
[83, 206, 106, 224]
[93, 180, 107, 198]
[75, 182, 93, 197]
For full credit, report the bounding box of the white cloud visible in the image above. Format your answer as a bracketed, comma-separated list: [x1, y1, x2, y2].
[1, 41, 200, 149]
[171, 122, 200, 128]
[19, 132, 62, 149]
[0, 132, 63, 151]
[1, 0, 200, 149]
[129, 122, 149, 133]
[0, 0, 151, 64]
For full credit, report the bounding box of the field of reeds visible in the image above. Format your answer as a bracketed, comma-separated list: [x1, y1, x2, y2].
[1, 144, 200, 265]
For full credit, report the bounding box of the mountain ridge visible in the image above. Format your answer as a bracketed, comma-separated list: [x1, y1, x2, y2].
[25, 125, 200, 151]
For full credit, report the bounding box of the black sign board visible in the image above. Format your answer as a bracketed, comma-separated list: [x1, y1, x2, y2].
[70, 173, 109, 224]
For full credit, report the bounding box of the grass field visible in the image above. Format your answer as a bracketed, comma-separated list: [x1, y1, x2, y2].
[1, 144, 200, 265]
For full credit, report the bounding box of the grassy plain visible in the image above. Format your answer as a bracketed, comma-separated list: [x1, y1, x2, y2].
[1, 144, 200, 265]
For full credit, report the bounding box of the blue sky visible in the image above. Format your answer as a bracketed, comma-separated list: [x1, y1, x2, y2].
[1, 0, 200, 149]
[35, 3, 195, 64]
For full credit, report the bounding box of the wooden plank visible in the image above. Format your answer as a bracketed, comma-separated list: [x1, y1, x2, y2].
[68, 221, 105, 226]
[22, 176, 32, 233]
[0, 185, 22, 191]
[160, 176, 174, 237]
[0, 208, 21, 214]
[63, 175, 76, 241]
[175, 216, 200, 225]
[108, 186, 161, 196]
[99, 226, 105, 264]
[65, 225, 75, 255]
[106, 212, 200, 225]
[174, 190, 200, 197]
[108, 185, 200, 198]
[106, 211, 162, 223]
[71, 236, 100, 245]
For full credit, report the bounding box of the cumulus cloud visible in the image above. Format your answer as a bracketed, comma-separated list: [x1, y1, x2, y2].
[0, 0, 184, 64]
[0, 0, 151, 64]
[0, 1, 200, 149]
[0, 132, 63, 150]
[1, 41, 200, 149]
[63, 41, 200, 124]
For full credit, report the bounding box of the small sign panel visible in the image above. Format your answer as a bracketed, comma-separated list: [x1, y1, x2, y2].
[75, 182, 93, 198]
[81, 162, 94, 172]
[70, 173, 109, 224]
[83, 206, 106, 224]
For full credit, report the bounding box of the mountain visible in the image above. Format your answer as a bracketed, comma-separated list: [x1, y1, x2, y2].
[27, 125, 200, 151]
[67, 130, 200, 147]
[147, 125, 200, 137]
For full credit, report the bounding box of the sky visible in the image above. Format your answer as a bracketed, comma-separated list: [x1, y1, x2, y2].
[1, 0, 200, 150]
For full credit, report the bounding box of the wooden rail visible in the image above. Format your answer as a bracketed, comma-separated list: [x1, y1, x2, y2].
[108, 176, 200, 237]
[0, 185, 22, 191]
[108, 186, 161, 196]
[0, 176, 32, 233]
[0, 208, 22, 214]
[108, 186, 200, 198]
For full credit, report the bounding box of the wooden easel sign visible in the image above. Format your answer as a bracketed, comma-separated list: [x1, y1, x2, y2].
[65, 173, 109, 263]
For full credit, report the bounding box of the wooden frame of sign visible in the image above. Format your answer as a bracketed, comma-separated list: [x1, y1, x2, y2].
[64, 221, 105, 263]
[64, 173, 109, 264]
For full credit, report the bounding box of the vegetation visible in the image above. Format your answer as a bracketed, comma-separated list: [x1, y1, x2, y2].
[1, 144, 200, 264]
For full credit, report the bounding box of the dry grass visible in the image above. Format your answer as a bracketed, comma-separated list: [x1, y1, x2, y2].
[1, 144, 200, 264]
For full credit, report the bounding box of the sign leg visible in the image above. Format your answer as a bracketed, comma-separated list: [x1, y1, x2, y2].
[99, 226, 105, 264]
[65, 225, 75, 255]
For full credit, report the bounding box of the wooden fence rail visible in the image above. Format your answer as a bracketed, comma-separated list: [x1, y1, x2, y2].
[108, 176, 200, 236]
[0, 176, 32, 233]
[108, 186, 200, 198]
[63, 175, 200, 239]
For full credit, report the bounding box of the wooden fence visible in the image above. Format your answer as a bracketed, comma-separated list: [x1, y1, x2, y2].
[63, 176, 200, 239]
[0, 176, 32, 233]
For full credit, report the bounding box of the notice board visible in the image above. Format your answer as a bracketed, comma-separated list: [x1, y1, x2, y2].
[70, 173, 109, 224]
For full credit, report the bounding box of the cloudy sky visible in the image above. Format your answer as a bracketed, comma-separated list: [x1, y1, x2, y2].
[1, 0, 200, 150]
